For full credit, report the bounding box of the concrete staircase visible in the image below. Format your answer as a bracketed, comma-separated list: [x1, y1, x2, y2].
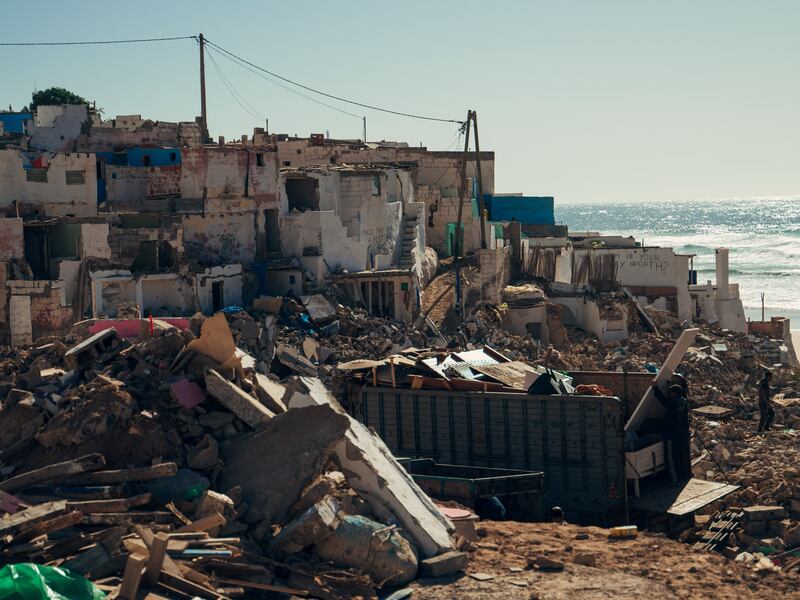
[397, 215, 418, 270]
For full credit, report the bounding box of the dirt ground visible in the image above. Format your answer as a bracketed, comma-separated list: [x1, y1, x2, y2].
[409, 521, 800, 599]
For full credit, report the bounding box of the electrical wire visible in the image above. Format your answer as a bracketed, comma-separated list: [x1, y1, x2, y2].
[205, 45, 362, 120]
[205, 44, 265, 121]
[0, 35, 196, 46]
[204, 37, 463, 124]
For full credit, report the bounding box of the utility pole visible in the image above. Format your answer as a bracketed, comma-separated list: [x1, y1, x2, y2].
[199, 33, 208, 142]
[471, 110, 487, 249]
[363, 116, 367, 143]
[454, 110, 472, 259]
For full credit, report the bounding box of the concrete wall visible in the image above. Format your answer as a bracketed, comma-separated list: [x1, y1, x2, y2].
[182, 212, 256, 265]
[195, 264, 243, 314]
[7, 279, 72, 342]
[0, 149, 97, 217]
[265, 269, 303, 297]
[551, 296, 629, 343]
[0, 218, 24, 260]
[139, 274, 194, 315]
[180, 147, 278, 200]
[28, 105, 89, 152]
[280, 210, 367, 273]
[572, 247, 692, 322]
[81, 222, 112, 258]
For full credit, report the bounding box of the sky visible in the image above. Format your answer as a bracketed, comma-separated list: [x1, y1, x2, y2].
[2, 1, 799, 204]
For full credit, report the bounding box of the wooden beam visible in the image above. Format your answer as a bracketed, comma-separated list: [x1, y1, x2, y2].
[144, 532, 169, 587]
[118, 552, 147, 600]
[0, 454, 106, 492]
[175, 513, 226, 534]
[62, 462, 177, 485]
[0, 500, 68, 537]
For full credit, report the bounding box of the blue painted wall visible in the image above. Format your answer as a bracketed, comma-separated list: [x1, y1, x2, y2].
[127, 147, 181, 167]
[485, 195, 555, 225]
[0, 112, 32, 134]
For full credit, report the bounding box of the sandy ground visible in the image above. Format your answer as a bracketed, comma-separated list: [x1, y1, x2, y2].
[409, 521, 800, 600]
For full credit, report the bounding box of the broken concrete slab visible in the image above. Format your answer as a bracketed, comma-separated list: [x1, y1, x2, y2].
[418, 550, 469, 577]
[286, 376, 455, 558]
[218, 404, 349, 529]
[270, 496, 342, 557]
[204, 369, 274, 428]
[301, 294, 336, 323]
[276, 344, 318, 376]
[169, 379, 205, 409]
[313, 514, 418, 587]
[253, 373, 287, 414]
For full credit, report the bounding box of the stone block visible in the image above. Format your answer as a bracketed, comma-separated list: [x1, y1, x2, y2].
[419, 550, 469, 577]
[204, 369, 274, 428]
[743, 505, 786, 522]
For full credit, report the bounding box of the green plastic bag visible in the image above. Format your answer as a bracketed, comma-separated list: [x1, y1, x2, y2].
[0, 563, 105, 600]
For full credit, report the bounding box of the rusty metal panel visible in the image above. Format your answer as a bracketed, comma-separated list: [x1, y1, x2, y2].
[357, 387, 627, 525]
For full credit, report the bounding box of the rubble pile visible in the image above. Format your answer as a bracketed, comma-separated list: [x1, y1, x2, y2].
[0, 312, 465, 599]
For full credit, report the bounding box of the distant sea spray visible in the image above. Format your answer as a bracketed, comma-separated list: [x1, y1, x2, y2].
[556, 197, 800, 317]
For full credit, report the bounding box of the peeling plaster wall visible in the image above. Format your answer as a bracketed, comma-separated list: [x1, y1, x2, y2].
[80, 121, 202, 152]
[0, 218, 24, 260]
[81, 222, 112, 259]
[182, 213, 256, 265]
[572, 247, 692, 322]
[195, 264, 243, 314]
[0, 149, 97, 217]
[139, 274, 194, 315]
[180, 147, 278, 200]
[280, 210, 367, 273]
[28, 105, 89, 152]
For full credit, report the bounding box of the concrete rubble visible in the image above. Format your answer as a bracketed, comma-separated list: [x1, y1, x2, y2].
[0, 305, 464, 599]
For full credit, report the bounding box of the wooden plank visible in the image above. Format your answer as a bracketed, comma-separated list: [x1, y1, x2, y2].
[11, 510, 82, 543]
[159, 571, 226, 600]
[119, 552, 147, 600]
[219, 578, 309, 596]
[134, 526, 183, 578]
[62, 462, 177, 485]
[175, 513, 226, 534]
[0, 454, 106, 492]
[144, 532, 169, 587]
[82, 512, 175, 526]
[0, 500, 67, 537]
[67, 498, 132, 513]
[471, 361, 537, 390]
[626, 328, 698, 431]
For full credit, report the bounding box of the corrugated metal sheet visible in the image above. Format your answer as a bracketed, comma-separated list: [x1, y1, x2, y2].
[356, 387, 627, 525]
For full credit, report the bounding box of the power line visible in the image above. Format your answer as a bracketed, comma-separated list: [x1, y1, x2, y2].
[204, 38, 463, 125]
[206, 45, 362, 120]
[0, 35, 196, 46]
[205, 44, 265, 121]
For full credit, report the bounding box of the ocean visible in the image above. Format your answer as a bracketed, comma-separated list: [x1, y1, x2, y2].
[555, 197, 800, 325]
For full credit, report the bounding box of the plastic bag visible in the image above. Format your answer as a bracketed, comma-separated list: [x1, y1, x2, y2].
[0, 563, 105, 600]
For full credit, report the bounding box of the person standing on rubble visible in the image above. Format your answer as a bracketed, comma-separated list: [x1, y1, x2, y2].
[757, 370, 775, 432]
[652, 380, 692, 482]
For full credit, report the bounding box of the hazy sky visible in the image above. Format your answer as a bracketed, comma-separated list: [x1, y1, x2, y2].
[2, 1, 799, 203]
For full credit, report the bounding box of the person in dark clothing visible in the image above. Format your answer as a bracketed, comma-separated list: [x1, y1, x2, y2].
[758, 371, 775, 432]
[653, 381, 692, 482]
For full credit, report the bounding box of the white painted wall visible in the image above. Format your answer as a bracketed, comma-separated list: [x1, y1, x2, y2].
[28, 105, 88, 152]
[195, 264, 244, 314]
[0, 149, 97, 217]
[81, 223, 112, 258]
